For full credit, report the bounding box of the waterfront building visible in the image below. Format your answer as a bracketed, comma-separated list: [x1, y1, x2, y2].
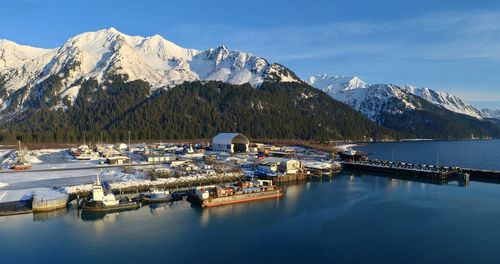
[212, 133, 249, 153]
[257, 157, 302, 175]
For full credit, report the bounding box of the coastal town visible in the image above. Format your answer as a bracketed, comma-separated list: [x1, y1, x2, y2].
[2, 132, 496, 218]
[0, 132, 346, 217]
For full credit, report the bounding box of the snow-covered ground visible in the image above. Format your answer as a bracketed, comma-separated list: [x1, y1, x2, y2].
[0, 187, 66, 203]
[0, 148, 147, 190]
[62, 172, 241, 195]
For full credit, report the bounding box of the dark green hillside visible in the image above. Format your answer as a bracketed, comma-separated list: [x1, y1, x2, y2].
[1, 77, 395, 142]
[379, 95, 500, 139]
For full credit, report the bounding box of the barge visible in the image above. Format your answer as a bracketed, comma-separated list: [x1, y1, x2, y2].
[190, 180, 282, 208]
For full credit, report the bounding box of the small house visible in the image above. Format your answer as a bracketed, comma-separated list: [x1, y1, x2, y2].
[106, 156, 130, 165]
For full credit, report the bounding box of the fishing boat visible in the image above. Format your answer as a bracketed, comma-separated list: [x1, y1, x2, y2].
[80, 175, 139, 212]
[9, 141, 32, 171]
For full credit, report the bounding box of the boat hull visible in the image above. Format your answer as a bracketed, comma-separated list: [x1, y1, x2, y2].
[80, 201, 139, 213]
[191, 189, 283, 208]
[11, 165, 32, 171]
[141, 197, 172, 204]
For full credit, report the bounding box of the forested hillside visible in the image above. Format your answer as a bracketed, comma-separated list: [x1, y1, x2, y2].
[0, 78, 396, 142]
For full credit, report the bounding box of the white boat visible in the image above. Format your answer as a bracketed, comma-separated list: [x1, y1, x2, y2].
[80, 175, 139, 212]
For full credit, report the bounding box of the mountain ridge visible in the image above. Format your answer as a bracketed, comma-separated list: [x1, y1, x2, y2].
[0, 28, 301, 115]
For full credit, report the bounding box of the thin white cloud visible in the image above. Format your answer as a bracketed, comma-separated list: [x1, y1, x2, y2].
[170, 9, 500, 62]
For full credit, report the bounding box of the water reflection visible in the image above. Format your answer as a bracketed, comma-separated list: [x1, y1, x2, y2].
[33, 207, 69, 222]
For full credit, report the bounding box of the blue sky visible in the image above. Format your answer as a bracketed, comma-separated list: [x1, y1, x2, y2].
[1, 0, 500, 109]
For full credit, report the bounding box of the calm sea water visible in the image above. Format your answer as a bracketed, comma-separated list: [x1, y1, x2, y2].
[1, 140, 500, 264]
[354, 139, 500, 170]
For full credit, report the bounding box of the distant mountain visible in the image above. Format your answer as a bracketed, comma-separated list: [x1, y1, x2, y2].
[1, 28, 498, 142]
[403, 85, 483, 119]
[0, 28, 300, 118]
[307, 74, 500, 139]
[481, 108, 500, 119]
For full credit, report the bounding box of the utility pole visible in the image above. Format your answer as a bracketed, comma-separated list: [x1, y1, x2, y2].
[128, 131, 131, 165]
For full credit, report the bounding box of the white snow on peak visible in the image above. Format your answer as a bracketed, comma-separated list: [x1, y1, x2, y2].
[307, 74, 367, 94]
[0, 39, 53, 71]
[403, 85, 483, 119]
[480, 108, 500, 119]
[0, 27, 300, 109]
[307, 74, 418, 122]
[308, 74, 497, 121]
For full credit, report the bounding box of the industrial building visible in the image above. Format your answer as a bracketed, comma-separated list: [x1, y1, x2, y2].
[212, 133, 249, 153]
[257, 157, 302, 175]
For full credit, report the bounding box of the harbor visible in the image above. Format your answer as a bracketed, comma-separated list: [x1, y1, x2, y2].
[1, 139, 500, 264]
[1, 135, 500, 217]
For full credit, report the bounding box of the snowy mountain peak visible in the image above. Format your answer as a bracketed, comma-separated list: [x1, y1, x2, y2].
[307, 74, 367, 93]
[0, 28, 301, 114]
[403, 85, 483, 119]
[0, 39, 53, 70]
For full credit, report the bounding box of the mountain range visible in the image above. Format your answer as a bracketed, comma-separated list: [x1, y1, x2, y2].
[307, 74, 497, 121]
[0, 28, 499, 141]
[0, 28, 299, 117]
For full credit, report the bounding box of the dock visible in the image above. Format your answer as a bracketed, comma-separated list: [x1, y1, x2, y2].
[341, 160, 460, 181]
[462, 168, 500, 182]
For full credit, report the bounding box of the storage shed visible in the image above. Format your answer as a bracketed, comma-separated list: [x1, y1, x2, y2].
[212, 133, 249, 153]
[106, 156, 130, 165]
[257, 157, 302, 175]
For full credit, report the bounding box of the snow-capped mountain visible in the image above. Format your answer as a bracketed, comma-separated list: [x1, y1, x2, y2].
[0, 27, 300, 113]
[307, 74, 496, 122]
[481, 109, 500, 119]
[0, 39, 52, 70]
[307, 74, 421, 122]
[403, 85, 483, 119]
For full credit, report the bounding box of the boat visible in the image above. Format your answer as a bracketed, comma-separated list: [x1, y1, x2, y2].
[9, 141, 32, 171]
[141, 189, 172, 204]
[80, 175, 139, 212]
[338, 149, 367, 162]
[74, 151, 99, 160]
[189, 180, 282, 208]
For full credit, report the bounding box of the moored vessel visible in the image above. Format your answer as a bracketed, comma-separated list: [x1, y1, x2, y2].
[141, 189, 172, 204]
[189, 180, 282, 208]
[80, 175, 139, 212]
[338, 149, 367, 162]
[9, 141, 32, 171]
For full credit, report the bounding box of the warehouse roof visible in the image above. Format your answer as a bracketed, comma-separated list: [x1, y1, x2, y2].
[212, 133, 249, 145]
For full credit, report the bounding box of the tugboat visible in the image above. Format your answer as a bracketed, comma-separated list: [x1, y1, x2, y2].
[141, 189, 172, 204]
[9, 141, 32, 171]
[80, 175, 139, 212]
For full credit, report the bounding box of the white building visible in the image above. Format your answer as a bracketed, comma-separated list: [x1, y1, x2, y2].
[257, 157, 302, 175]
[115, 143, 128, 151]
[212, 133, 249, 153]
